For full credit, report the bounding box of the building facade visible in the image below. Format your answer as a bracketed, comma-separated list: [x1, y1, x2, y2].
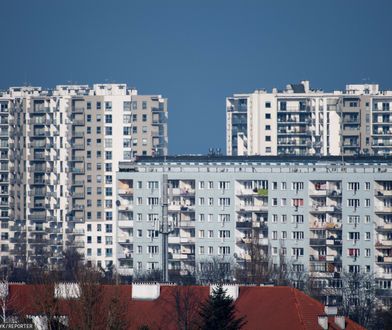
[0, 84, 168, 269]
[227, 81, 392, 156]
[116, 155, 392, 304]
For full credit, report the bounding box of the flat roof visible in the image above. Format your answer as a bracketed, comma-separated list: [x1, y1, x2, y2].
[120, 155, 392, 167]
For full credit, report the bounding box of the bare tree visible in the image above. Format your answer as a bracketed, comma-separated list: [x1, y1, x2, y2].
[69, 266, 106, 330]
[31, 270, 66, 330]
[197, 256, 236, 284]
[106, 286, 130, 330]
[170, 286, 202, 330]
[0, 280, 9, 323]
[133, 269, 162, 282]
[322, 271, 379, 329]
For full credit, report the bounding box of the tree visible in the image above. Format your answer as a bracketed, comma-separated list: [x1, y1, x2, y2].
[106, 286, 130, 330]
[68, 266, 106, 330]
[198, 284, 246, 330]
[171, 286, 201, 330]
[197, 256, 235, 284]
[323, 271, 379, 329]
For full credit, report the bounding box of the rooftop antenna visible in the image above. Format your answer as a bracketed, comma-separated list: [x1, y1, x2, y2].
[159, 152, 173, 282]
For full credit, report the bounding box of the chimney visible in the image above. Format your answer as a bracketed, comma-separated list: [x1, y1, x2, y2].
[132, 283, 160, 300]
[334, 315, 346, 329]
[301, 80, 310, 93]
[318, 315, 328, 330]
[324, 305, 338, 316]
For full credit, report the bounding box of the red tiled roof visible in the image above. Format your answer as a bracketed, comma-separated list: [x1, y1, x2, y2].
[7, 284, 364, 330]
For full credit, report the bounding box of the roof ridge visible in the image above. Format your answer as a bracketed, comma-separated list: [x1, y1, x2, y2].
[292, 288, 306, 330]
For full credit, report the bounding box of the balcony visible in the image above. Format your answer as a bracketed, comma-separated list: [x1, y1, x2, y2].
[118, 188, 134, 195]
[310, 205, 341, 213]
[236, 221, 252, 229]
[375, 206, 392, 214]
[71, 107, 85, 114]
[66, 228, 85, 235]
[180, 220, 195, 228]
[376, 256, 392, 263]
[376, 241, 392, 248]
[310, 238, 326, 246]
[375, 189, 392, 197]
[180, 237, 195, 244]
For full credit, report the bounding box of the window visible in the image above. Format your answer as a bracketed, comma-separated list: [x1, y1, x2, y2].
[272, 231, 278, 240]
[348, 199, 360, 208]
[199, 197, 205, 205]
[105, 127, 112, 135]
[265, 136, 271, 142]
[365, 182, 370, 190]
[347, 182, 360, 191]
[208, 198, 214, 206]
[199, 214, 205, 222]
[365, 232, 371, 240]
[142, 114, 147, 122]
[105, 151, 112, 160]
[87, 102, 91, 110]
[365, 199, 371, 207]
[272, 198, 278, 206]
[292, 182, 304, 191]
[219, 181, 230, 190]
[87, 114, 92, 122]
[208, 230, 214, 238]
[96, 102, 101, 110]
[292, 215, 304, 224]
[265, 125, 271, 130]
[272, 214, 278, 223]
[105, 102, 112, 110]
[281, 231, 287, 239]
[105, 115, 112, 123]
[208, 181, 213, 189]
[281, 215, 287, 223]
[292, 248, 304, 257]
[147, 246, 159, 255]
[218, 214, 230, 222]
[265, 102, 271, 108]
[142, 101, 147, 109]
[219, 246, 230, 255]
[219, 198, 230, 206]
[292, 231, 304, 240]
[265, 113, 271, 119]
[281, 182, 287, 190]
[365, 248, 371, 257]
[123, 127, 132, 135]
[219, 230, 230, 238]
[348, 232, 360, 240]
[199, 181, 205, 189]
[208, 246, 213, 255]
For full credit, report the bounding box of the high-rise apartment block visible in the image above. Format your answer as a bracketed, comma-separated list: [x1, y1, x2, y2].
[0, 84, 168, 269]
[227, 81, 392, 156]
[116, 155, 392, 304]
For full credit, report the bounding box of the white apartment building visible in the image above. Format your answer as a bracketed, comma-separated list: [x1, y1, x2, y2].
[0, 84, 168, 270]
[116, 155, 392, 305]
[227, 81, 392, 156]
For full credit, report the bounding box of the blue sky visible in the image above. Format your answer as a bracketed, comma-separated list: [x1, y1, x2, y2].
[1, 0, 391, 154]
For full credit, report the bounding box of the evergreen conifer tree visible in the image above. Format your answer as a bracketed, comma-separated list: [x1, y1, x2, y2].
[198, 284, 246, 330]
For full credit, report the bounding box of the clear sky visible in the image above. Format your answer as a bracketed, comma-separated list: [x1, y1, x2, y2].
[1, 0, 391, 154]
